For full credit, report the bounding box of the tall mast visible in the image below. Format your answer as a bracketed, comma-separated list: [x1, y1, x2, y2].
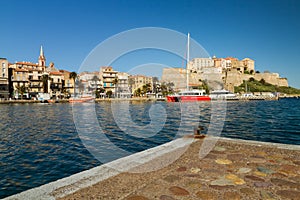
[186, 33, 190, 90]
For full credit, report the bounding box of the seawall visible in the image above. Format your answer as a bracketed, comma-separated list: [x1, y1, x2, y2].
[4, 136, 300, 200]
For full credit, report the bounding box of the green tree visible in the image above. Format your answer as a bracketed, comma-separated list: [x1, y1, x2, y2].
[112, 77, 118, 97]
[259, 78, 266, 85]
[77, 81, 84, 94]
[16, 85, 27, 99]
[160, 83, 168, 96]
[152, 77, 159, 94]
[134, 88, 141, 97]
[69, 72, 77, 95]
[91, 75, 99, 90]
[249, 77, 255, 82]
[106, 90, 113, 98]
[95, 88, 105, 98]
[141, 83, 151, 96]
[41, 74, 49, 93]
[200, 80, 210, 95]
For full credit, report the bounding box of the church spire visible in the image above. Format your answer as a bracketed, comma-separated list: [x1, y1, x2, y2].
[40, 45, 44, 57]
[38, 45, 46, 67]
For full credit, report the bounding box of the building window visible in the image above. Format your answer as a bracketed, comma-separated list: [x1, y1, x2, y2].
[2, 73, 5, 77]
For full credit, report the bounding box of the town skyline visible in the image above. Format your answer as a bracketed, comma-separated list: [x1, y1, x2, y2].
[1, 0, 300, 88]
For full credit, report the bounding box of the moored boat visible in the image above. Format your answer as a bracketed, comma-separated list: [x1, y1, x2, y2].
[165, 33, 211, 102]
[209, 89, 237, 100]
[69, 96, 94, 103]
[167, 89, 211, 102]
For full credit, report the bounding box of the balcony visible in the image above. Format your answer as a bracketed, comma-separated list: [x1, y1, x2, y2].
[29, 83, 42, 88]
[102, 74, 117, 78]
[28, 76, 41, 81]
[50, 83, 62, 90]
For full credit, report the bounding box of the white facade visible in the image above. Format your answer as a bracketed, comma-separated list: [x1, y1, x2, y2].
[188, 58, 214, 72]
[116, 72, 131, 98]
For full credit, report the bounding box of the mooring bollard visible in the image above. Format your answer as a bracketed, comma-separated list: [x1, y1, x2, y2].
[194, 125, 205, 139]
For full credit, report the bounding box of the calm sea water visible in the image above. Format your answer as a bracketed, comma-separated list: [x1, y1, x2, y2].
[0, 99, 300, 198]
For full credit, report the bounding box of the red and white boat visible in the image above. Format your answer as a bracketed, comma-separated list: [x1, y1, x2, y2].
[167, 89, 211, 102]
[69, 96, 94, 103]
[166, 33, 211, 102]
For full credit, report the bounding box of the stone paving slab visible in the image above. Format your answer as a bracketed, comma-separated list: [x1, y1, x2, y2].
[58, 137, 300, 200]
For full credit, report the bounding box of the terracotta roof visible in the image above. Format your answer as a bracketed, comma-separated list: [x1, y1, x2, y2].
[49, 71, 63, 75]
[59, 70, 71, 74]
[225, 57, 238, 61]
[16, 62, 39, 66]
[15, 68, 28, 72]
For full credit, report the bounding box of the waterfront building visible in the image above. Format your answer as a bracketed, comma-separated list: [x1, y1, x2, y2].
[9, 46, 47, 98]
[59, 70, 74, 96]
[129, 74, 153, 96]
[0, 58, 9, 98]
[8, 46, 67, 99]
[116, 72, 131, 98]
[9, 62, 32, 99]
[49, 71, 64, 98]
[99, 66, 118, 95]
[46, 62, 65, 98]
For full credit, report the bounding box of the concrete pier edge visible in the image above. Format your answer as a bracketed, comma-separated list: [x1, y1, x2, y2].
[3, 136, 300, 200]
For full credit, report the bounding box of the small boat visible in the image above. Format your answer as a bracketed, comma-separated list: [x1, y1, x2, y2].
[209, 89, 237, 100]
[69, 96, 94, 103]
[47, 99, 56, 103]
[167, 89, 211, 102]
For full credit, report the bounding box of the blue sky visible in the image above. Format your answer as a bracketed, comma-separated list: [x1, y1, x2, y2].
[1, 0, 300, 88]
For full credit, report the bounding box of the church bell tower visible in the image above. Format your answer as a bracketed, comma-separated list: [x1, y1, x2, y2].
[38, 45, 46, 67]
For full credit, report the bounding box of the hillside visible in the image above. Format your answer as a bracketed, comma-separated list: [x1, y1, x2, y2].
[234, 78, 300, 94]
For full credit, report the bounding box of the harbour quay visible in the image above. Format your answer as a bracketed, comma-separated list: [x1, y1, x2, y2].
[5, 136, 300, 200]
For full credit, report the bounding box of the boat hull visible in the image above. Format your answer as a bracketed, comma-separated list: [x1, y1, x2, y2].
[180, 96, 211, 102]
[69, 97, 94, 103]
[167, 95, 211, 102]
[166, 96, 180, 102]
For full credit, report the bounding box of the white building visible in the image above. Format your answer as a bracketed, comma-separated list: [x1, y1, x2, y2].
[116, 72, 131, 98]
[187, 57, 214, 72]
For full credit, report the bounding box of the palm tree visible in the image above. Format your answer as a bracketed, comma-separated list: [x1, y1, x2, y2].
[91, 75, 99, 91]
[77, 81, 84, 95]
[112, 77, 118, 98]
[41, 74, 49, 93]
[69, 72, 77, 95]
